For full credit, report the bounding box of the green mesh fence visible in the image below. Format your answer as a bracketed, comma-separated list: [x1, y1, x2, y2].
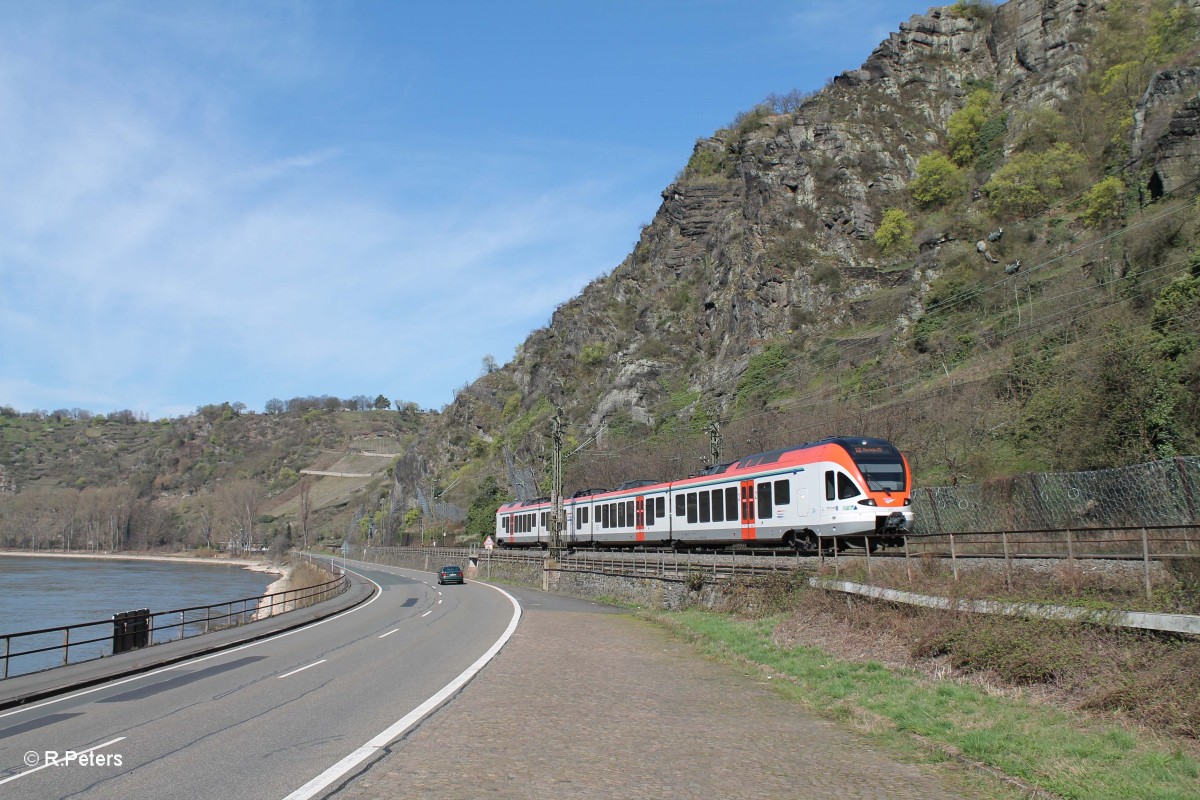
[913, 457, 1200, 534]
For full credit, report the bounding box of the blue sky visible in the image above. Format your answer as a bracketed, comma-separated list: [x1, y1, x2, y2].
[0, 1, 920, 419]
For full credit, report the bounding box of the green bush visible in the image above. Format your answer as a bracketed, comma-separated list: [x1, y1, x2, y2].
[1081, 175, 1125, 228]
[579, 342, 609, 366]
[874, 208, 915, 257]
[983, 143, 1087, 217]
[947, 88, 992, 166]
[909, 153, 966, 207]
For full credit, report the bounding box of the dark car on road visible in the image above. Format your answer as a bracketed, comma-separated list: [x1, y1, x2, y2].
[438, 565, 464, 585]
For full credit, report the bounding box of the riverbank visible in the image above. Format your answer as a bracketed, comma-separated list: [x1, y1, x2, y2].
[0, 549, 280, 571]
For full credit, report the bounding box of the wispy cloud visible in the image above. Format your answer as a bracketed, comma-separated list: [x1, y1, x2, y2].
[0, 1, 914, 418]
[0, 4, 652, 417]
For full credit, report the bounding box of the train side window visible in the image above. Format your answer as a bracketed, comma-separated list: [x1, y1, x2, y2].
[600, 504, 608, 529]
[657, 497, 666, 518]
[686, 492, 698, 524]
[582, 507, 589, 524]
[757, 482, 773, 519]
[541, 512, 547, 528]
[626, 501, 634, 526]
[676, 495, 686, 517]
[698, 491, 711, 523]
[825, 470, 835, 501]
[711, 489, 724, 522]
[645, 501, 655, 525]
[617, 502, 626, 527]
[775, 479, 790, 506]
[725, 486, 738, 521]
[837, 473, 862, 500]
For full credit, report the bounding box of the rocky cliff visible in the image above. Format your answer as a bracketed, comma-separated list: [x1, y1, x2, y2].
[395, 0, 1200, 522]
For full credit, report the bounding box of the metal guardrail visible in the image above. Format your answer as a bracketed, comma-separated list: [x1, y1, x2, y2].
[365, 524, 1200, 599]
[0, 567, 349, 680]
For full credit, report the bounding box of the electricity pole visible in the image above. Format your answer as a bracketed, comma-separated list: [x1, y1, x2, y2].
[708, 420, 722, 465]
[549, 408, 564, 560]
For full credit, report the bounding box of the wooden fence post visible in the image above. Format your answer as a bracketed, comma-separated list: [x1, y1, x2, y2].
[949, 533, 958, 581]
[1002, 531, 1012, 592]
[1141, 527, 1153, 601]
[904, 536, 912, 583]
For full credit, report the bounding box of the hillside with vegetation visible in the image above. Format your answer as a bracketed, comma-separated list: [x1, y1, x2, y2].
[2, 0, 1199, 551]
[0, 400, 423, 551]
[409, 0, 1200, 537]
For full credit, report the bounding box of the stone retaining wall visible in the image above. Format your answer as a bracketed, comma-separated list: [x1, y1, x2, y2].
[354, 548, 719, 608]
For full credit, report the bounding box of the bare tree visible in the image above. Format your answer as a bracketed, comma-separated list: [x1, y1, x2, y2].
[214, 480, 263, 553]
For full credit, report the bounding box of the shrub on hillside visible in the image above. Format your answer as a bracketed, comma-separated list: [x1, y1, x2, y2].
[983, 143, 1087, 218]
[909, 153, 967, 208]
[874, 208, 916, 257]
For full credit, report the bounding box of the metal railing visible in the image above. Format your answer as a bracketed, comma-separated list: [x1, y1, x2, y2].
[1, 569, 349, 680]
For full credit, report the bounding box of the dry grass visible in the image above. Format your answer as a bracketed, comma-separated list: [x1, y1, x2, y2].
[818, 554, 1200, 614]
[760, 581, 1200, 747]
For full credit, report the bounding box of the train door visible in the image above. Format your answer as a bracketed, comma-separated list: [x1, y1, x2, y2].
[823, 468, 838, 525]
[739, 479, 756, 540]
[635, 496, 646, 542]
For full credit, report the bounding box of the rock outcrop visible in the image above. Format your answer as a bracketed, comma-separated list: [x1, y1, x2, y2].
[394, 0, 1200, 497]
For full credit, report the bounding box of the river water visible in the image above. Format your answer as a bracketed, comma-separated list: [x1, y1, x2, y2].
[0, 556, 275, 677]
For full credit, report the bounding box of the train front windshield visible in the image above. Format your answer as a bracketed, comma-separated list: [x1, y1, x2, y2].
[845, 442, 908, 492]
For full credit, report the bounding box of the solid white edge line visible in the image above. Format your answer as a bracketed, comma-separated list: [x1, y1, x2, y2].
[277, 659, 327, 679]
[281, 581, 522, 800]
[0, 565, 383, 722]
[378, 629, 399, 639]
[0, 735, 126, 787]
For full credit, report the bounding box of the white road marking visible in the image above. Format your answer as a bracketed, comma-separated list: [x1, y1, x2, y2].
[437, 599, 442, 604]
[277, 660, 326, 679]
[282, 582, 522, 800]
[378, 629, 399, 639]
[0, 566, 384, 722]
[0, 736, 126, 788]
[420, 610, 433, 618]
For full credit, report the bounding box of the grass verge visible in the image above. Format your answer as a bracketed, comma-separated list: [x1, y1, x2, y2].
[653, 608, 1199, 800]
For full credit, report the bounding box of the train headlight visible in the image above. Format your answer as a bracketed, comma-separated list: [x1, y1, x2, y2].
[903, 497, 911, 506]
[858, 498, 877, 506]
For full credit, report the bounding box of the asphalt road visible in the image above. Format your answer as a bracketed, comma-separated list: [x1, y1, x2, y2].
[0, 561, 519, 800]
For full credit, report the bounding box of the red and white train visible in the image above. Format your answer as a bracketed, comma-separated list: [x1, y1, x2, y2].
[495, 436, 913, 551]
